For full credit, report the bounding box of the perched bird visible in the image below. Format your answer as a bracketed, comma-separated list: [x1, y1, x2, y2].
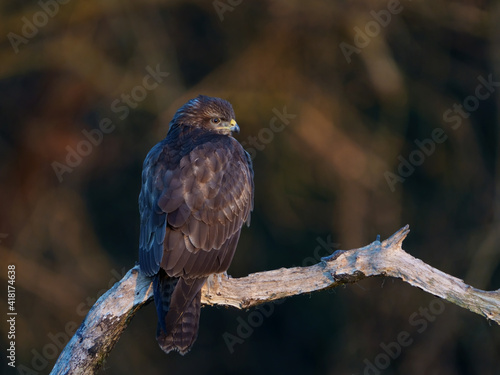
[138, 95, 254, 354]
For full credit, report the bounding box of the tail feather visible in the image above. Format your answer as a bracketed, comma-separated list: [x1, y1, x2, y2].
[153, 271, 178, 334]
[154, 274, 207, 355]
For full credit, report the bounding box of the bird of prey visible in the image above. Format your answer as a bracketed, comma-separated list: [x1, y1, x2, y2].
[138, 95, 254, 354]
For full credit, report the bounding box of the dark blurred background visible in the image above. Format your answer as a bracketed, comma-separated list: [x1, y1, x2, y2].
[1, 0, 500, 374]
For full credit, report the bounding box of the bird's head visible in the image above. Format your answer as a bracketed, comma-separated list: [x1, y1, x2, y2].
[170, 95, 240, 135]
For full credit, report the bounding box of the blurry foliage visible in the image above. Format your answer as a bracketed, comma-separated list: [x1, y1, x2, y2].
[0, 0, 500, 374]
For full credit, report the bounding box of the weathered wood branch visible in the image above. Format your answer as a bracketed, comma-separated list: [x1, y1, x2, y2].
[50, 225, 500, 374]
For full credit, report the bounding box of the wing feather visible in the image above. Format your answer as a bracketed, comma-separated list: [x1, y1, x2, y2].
[138, 142, 168, 277]
[140, 135, 254, 279]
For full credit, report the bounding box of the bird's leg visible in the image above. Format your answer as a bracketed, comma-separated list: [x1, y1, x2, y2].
[321, 250, 346, 262]
[205, 272, 229, 293]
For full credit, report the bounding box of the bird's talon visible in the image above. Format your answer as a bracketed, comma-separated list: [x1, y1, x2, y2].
[322, 249, 346, 262]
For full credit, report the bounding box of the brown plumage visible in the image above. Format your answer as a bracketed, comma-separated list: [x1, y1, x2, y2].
[138, 95, 254, 354]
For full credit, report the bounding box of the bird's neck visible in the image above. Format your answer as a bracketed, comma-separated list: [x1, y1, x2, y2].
[168, 123, 201, 142]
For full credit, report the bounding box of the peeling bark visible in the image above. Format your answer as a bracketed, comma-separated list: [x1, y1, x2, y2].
[50, 225, 500, 374]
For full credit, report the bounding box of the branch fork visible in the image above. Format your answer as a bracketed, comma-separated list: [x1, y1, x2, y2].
[50, 225, 500, 375]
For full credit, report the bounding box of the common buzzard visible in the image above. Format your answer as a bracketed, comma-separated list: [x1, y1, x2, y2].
[139, 95, 254, 354]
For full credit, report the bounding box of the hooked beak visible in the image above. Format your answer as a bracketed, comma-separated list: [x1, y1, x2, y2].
[229, 118, 240, 133]
[216, 118, 240, 134]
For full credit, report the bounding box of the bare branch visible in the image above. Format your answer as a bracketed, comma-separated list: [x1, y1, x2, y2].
[50, 225, 500, 374]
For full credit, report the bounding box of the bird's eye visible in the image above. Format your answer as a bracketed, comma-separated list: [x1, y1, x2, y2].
[211, 118, 220, 124]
